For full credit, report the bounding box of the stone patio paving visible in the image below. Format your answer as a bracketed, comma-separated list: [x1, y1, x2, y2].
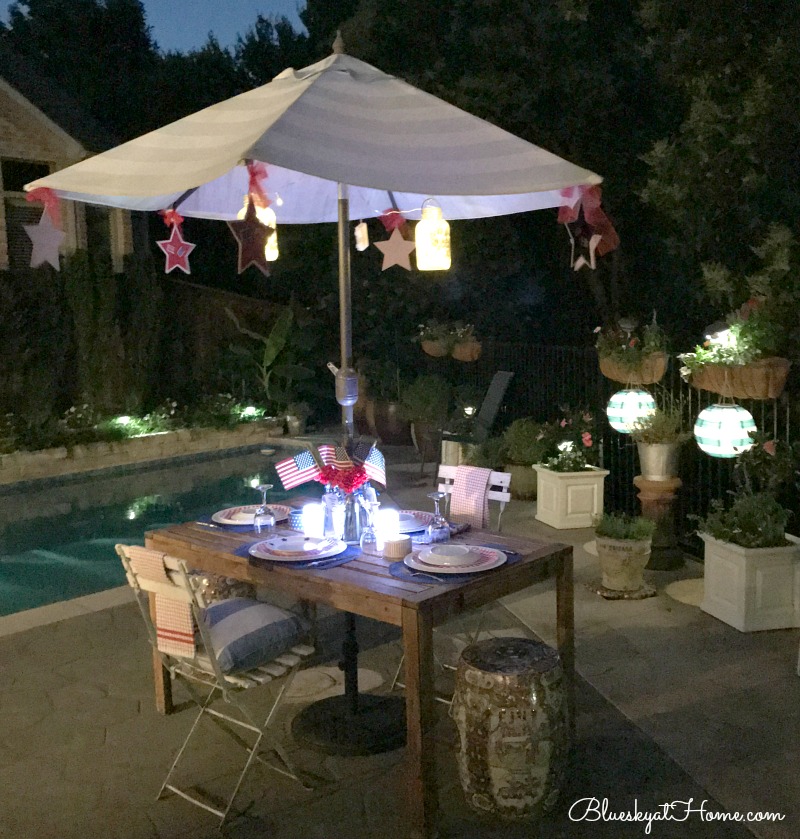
[1, 444, 799, 838]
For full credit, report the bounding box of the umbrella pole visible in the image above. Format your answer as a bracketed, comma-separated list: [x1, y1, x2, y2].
[336, 183, 357, 446]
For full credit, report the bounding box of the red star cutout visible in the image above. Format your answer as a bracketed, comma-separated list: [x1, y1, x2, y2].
[156, 225, 196, 274]
[227, 200, 274, 276]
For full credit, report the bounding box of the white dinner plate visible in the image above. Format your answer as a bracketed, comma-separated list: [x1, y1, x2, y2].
[212, 504, 292, 525]
[398, 510, 433, 533]
[249, 536, 347, 562]
[417, 544, 480, 567]
[404, 546, 506, 575]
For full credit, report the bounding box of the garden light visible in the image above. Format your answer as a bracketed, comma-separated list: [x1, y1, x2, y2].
[606, 389, 656, 434]
[415, 200, 451, 270]
[694, 404, 757, 458]
[115, 415, 131, 426]
[243, 406, 257, 416]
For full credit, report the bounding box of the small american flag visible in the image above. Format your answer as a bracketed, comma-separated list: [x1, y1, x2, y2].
[275, 449, 321, 490]
[316, 443, 352, 469]
[352, 441, 386, 488]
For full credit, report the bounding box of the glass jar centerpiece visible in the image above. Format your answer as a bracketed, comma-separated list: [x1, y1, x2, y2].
[316, 463, 372, 544]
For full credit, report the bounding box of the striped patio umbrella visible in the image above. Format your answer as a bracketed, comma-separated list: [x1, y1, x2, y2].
[27, 39, 602, 441]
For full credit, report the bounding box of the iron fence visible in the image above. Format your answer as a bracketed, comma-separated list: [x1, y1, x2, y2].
[452, 340, 792, 550]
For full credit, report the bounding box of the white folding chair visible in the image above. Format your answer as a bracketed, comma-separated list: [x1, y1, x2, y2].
[117, 544, 315, 826]
[391, 466, 513, 701]
[436, 464, 512, 532]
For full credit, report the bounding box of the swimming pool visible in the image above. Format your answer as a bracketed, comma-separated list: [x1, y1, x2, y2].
[0, 449, 319, 616]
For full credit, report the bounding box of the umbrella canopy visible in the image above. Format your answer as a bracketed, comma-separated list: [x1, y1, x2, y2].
[27, 51, 600, 223]
[26, 45, 602, 441]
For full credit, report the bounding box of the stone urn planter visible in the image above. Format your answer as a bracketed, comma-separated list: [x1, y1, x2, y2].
[700, 533, 800, 632]
[533, 465, 609, 529]
[595, 535, 652, 592]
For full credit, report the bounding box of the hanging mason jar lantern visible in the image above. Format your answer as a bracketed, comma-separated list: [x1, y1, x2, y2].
[415, 199, 451, 270]
[606, 388, 656, 434]
[238, 196, 279, 261]
[693, 403, 757, 458]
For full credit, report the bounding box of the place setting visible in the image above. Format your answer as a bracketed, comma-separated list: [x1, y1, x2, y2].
[390, 541, 520, 585]
[198, 483, 295, 533]
[244, 534, 361, 570]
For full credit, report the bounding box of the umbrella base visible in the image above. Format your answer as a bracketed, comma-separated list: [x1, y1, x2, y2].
[291, 693, 406, 756]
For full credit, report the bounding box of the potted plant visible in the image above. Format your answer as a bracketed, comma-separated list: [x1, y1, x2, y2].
[595, 316, 668, 385]
[359, 359, 412, 445]
[465, 435, 507, 470]
[695, 492, 800, 631]
[285, 401, 310, 436]
[451, 323, 482, 362]
[629, 405, 690, 481]
[533, 447, 609, 530]
[679, 316, 790, 400]
[399, 374, 451, 461]
[416, 320, 454, 358]
[593, 512, 656, 594]
[502, 418, 549, 499]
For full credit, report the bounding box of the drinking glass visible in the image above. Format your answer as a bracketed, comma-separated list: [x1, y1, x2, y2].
[426, 491, 450, 544]
[359, 498, 381, 555]
[253, 483, 276, 534]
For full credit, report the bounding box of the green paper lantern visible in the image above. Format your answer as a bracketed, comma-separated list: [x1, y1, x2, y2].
[606, 389, 656, 434]
[694, 404, 757, 458]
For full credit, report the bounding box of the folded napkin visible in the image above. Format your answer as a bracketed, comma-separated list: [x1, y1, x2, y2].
[450, 466, 492, 528]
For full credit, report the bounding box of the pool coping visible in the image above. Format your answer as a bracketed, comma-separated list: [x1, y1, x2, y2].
[0, 585, 134, 638]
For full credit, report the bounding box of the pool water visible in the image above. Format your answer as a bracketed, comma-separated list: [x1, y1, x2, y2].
[0, 450, 320, 616]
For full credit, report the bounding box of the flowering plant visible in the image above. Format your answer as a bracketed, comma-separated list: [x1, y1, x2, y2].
[594, 316, 666, 370]
[316, 464, 369, 493]
[542, 448, 593, 472]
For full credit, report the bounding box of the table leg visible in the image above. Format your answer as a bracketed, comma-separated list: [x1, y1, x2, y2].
[401, 605, 437, 839]
[148, 592, 173, 715]
[555, 550, 575, 740]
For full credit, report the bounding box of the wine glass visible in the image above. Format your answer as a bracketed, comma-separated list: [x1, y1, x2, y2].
[426, 491, 449, 544]
[253, 483, 276, 534]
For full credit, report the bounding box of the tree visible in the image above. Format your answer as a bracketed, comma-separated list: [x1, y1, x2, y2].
[3, 0, 158, 139]
[638, 0, 800, 317]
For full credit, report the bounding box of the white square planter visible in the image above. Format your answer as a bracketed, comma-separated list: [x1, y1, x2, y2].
[700, 532, 800, 632]
[533, 465, 609, 529]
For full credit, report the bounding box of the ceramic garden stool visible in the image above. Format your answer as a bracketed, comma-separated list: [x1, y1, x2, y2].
[449, 637, 568, 821]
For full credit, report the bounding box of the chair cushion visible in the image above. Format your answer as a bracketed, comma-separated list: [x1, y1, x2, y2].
[203, 597, 309, 674]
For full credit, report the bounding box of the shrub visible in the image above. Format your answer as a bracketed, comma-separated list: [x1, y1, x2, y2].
[594, 512, 655, 541]
[691, 492, 789, 549]
[503, 418, 548, 465]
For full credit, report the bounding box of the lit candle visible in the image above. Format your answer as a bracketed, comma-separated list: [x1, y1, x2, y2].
[376, 508, 400, 546]
[302, 503, 325, 538]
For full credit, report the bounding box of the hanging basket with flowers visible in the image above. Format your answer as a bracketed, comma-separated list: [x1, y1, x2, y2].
[416, 320, 454, 357]
[595, 317, 668, 385]
[451, 323, 481, 362]
[679, 317, 791, 400]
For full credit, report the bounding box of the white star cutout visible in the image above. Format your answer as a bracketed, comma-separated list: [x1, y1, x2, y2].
[24, 212, 65, 270]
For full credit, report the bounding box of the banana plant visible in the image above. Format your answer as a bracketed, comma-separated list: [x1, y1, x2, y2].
[225, 306, 313, 408]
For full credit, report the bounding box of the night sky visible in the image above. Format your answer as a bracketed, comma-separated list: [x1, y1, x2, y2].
[1, 1, 305, 53]
[143, 0, 305, 52]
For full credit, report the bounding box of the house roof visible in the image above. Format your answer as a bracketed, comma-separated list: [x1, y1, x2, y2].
[0, 43, 116, 152]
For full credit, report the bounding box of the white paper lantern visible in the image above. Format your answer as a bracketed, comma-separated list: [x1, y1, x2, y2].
[606, 389, 656, 434]
[694, 404, 757, 458]
[415, 202, 451, 270]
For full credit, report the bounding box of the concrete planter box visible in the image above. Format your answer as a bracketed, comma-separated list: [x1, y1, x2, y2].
[700, 532, 800, 632]
[533, 465, 609, 530]
[0, 421, 283, 486]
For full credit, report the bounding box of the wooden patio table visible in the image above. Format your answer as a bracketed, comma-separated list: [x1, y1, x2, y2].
[144, 520, 574, 839]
